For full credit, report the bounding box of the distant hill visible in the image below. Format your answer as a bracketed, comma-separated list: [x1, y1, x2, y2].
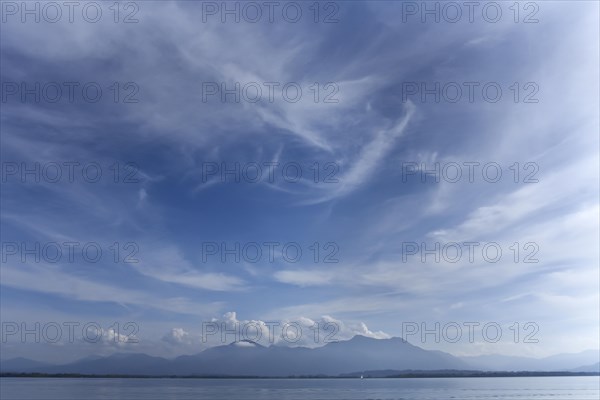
[461, 350, 600, 372]
[0, 358, 51, 373]
[571, 362, 600, 373]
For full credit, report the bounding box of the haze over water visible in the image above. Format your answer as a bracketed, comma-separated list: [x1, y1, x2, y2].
[2, 377, 600, 400]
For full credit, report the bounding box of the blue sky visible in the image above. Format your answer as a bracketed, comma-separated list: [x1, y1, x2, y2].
[1, 1, 599, 363]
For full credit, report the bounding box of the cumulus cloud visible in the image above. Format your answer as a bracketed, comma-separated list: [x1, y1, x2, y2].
[162, 328, 194, 346]
[197, 312, 390, 348]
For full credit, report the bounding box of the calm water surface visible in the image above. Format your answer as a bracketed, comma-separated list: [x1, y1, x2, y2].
[1, 376, 599, 400]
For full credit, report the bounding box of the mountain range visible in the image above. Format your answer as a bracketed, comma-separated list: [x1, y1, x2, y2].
[461, 350, 600, 372]
[1, 336, 598, 377]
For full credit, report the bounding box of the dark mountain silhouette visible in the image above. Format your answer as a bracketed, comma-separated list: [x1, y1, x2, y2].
[167, 336, 468, 376]
[2, 337, 598, 377]
[1, 336, 467, 376]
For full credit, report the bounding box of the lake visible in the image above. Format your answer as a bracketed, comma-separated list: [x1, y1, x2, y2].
[1, 376, 599, 399]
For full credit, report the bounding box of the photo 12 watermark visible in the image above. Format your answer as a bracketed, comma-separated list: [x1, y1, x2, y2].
[199, 1, 340, 24]
[400, 241, 540, 264]
[1, 162, 141, 184]
[399, 2, 540, 24]
[201, 241, 340, 264]
[401, 321, 540, 344]
[1, 241, 140, 264]
[1, 1, 140, 23]
[198, 161, 340, 184]
[1, 321, 139, 344]
[400, 162, 539, 184]
[202, 320, 340, 344]
[1, 82, 140, 104]
[401, 82, 539, 103]
[201, 81, 339, 104]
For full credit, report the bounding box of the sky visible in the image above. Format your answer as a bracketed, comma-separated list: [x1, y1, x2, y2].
[0, 1, 599, 363]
